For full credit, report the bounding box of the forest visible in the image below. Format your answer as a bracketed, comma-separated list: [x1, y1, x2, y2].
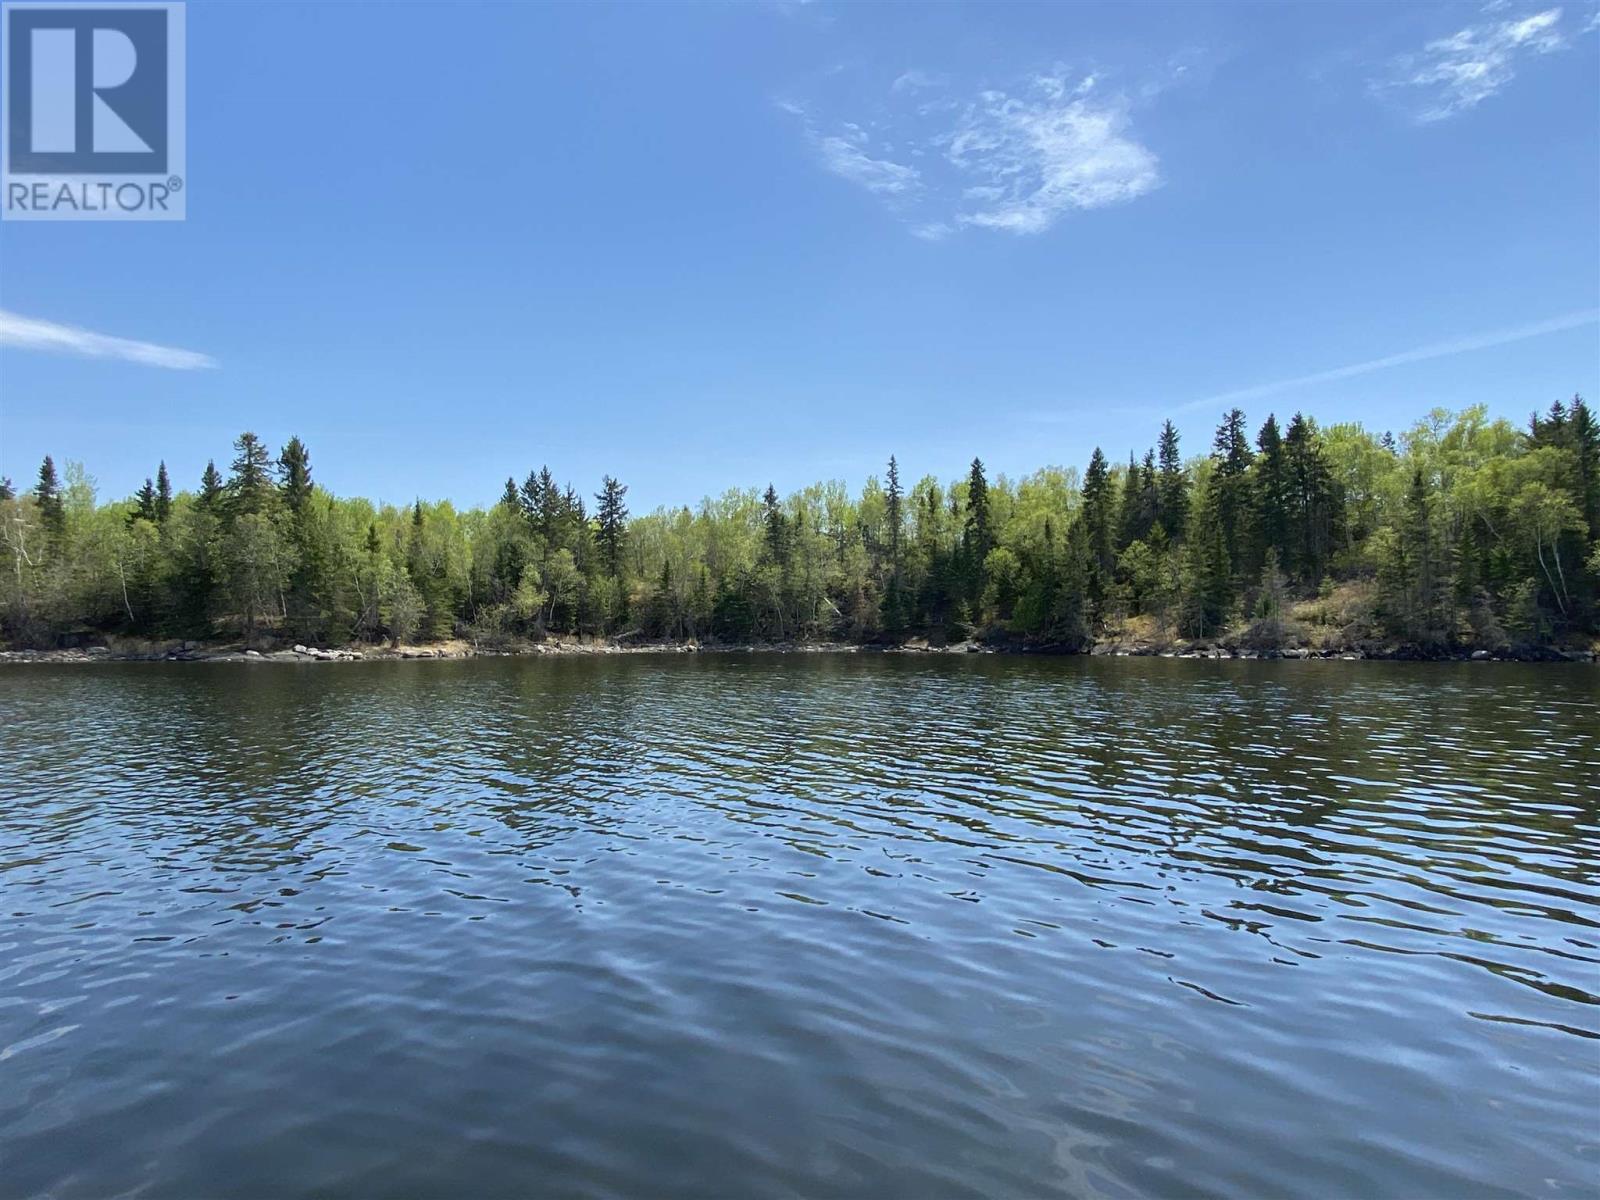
[2, 399, 1597, 655]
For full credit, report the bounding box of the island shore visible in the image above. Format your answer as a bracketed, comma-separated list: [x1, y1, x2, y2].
[3, 633, 1593, 665]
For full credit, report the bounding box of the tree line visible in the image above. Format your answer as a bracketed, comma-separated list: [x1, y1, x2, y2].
[3, 398, 1597, 652]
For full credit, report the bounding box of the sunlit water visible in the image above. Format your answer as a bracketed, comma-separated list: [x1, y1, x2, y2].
[1, 655, 1596, 1199]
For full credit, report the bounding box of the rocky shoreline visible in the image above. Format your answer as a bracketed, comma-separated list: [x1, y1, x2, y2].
[1, 635, 1593, 665]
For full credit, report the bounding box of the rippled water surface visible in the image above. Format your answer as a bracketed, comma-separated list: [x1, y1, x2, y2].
[2, 655, 1597, 1198]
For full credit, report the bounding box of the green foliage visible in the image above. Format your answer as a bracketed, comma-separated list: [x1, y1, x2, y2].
[5, 403, 1599, 652]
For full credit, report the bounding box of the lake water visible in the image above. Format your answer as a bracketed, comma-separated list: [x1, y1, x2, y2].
[1, 655, 1596, 1198]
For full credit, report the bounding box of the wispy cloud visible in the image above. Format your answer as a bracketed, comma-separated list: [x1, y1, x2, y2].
[892, 69, 946, 94]
[940, 78, 1158, 235]
[1377, 6, 1572, 121]
[0, 309, 216, 370]
[783, 69, 1164, 238]
[1179, 310, 1599, 412]
[816, 128, 922, 197]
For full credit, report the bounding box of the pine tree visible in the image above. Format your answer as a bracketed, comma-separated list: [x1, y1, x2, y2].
[1156, 420, 1188, 540]
[1251, 414, 1290, 576]
[1119, 449, 1158, 549]
[1210, 409, 1253, 556]
[277, 437, 313, 515]
[34, 456, 65, 547]
[154, 462, 172, 523]
[885, 455, 903, 573]
[1179, 486, 1232, 637]
[519, 470, 541, 524]
[1081, 448, 1115, 623]
[761, 484, 788, 568]
[963, 458, 992, 610]
[226, 433, 275, 519]
[534, 467, 560, 544]
[1284, 413, 1336, 583]
[1378, 469, 1451, 646]
[1050, 515, 1092, 649]
[130, 478, 158, 525]
[1566, 395, 1599, 545]
[197, 460, 224, 511]
[882, 455, 906, 633]
[595, 475, 628, 580]
[0, 477, 13, 502]
[500, 477, 520, 510]
[277, 437, 325, 638]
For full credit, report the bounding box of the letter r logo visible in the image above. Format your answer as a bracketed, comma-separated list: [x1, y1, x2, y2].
[5, 5, 169, 173]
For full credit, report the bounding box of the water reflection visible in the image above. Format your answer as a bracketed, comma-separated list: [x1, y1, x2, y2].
[1, 656, 1596, 1198]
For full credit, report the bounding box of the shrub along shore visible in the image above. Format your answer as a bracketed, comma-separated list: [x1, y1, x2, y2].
[3, 399, 1598, 662]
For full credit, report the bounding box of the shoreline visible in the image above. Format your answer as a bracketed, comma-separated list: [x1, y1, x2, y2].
[2, 636, 1594, 666]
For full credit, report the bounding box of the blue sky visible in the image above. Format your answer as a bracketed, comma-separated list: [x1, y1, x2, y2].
[1, 0, 1597, 510]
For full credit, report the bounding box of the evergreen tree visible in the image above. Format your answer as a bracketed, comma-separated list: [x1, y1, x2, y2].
[276, 437, 324, 638]
[278, 437, 313, 514]
[155, 462, 172, 523]
[595, 475, 628, 580]
[1284, 413, 1337, 583]
[197, 460, 224, 511]
[1565, 395, 1599, 544]
[1377, 468, 1451, 646]
[1156, 420, 1188, 540]
[1081, 448, 1115, 623]
[1251, 414, 1291, 575]
[1118, 449, 1158, 550]
[963, 458, 992, 609]
[34, 456, 65, 547]
[500, 477, 520, 510]
[519, 470, 541, 523]
[130, 478, 158, 526]
[0, 477, 13, 502]
[1179, 487, 1232, 637]
[882, 455, 906, 633]
[226, 432, 275, 520]
[1210, 409, 1253, 556]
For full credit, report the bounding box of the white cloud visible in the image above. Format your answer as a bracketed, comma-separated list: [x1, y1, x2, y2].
[816, 131, 921, 197]
[1379, 6, 1570, 121]
[0, 309, 216, 370]
[783, 70, 1161, 238]
[892, 69, 946, 93]
[943, 83, 1160, 234]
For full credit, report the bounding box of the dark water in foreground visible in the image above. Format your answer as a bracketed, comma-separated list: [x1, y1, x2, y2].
[1, 656, 1597, 1199]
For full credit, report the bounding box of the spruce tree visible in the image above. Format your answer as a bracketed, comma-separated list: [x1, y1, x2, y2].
[595, 475, 628, 580]
[197, 460, 224, 511]
[1567, 395, 1599, 545]
[1251, 414, 1290, 576]
[1156, 420, 1188, 540]
[1152, 419, 1190, 540]
[277, 437, 313, 515]
[130, 478, 158, 525]
[1081, 449, 1115, 622]
[519, 470, 541, 524]
[0, 477, 13, 502]
[500, 477, 520, 510]
[277, 437, 325, 638]
[1179, 487, 1232, 637]
[1284, 413, 1336, 583]
[34, 456, 65, 547]
[1210, 409, 1253, 555]
[963, 458, 992, 610]
[155, 462, 172, 523]
[226, 433, 275, 519]
[882, 455, 906, 633]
